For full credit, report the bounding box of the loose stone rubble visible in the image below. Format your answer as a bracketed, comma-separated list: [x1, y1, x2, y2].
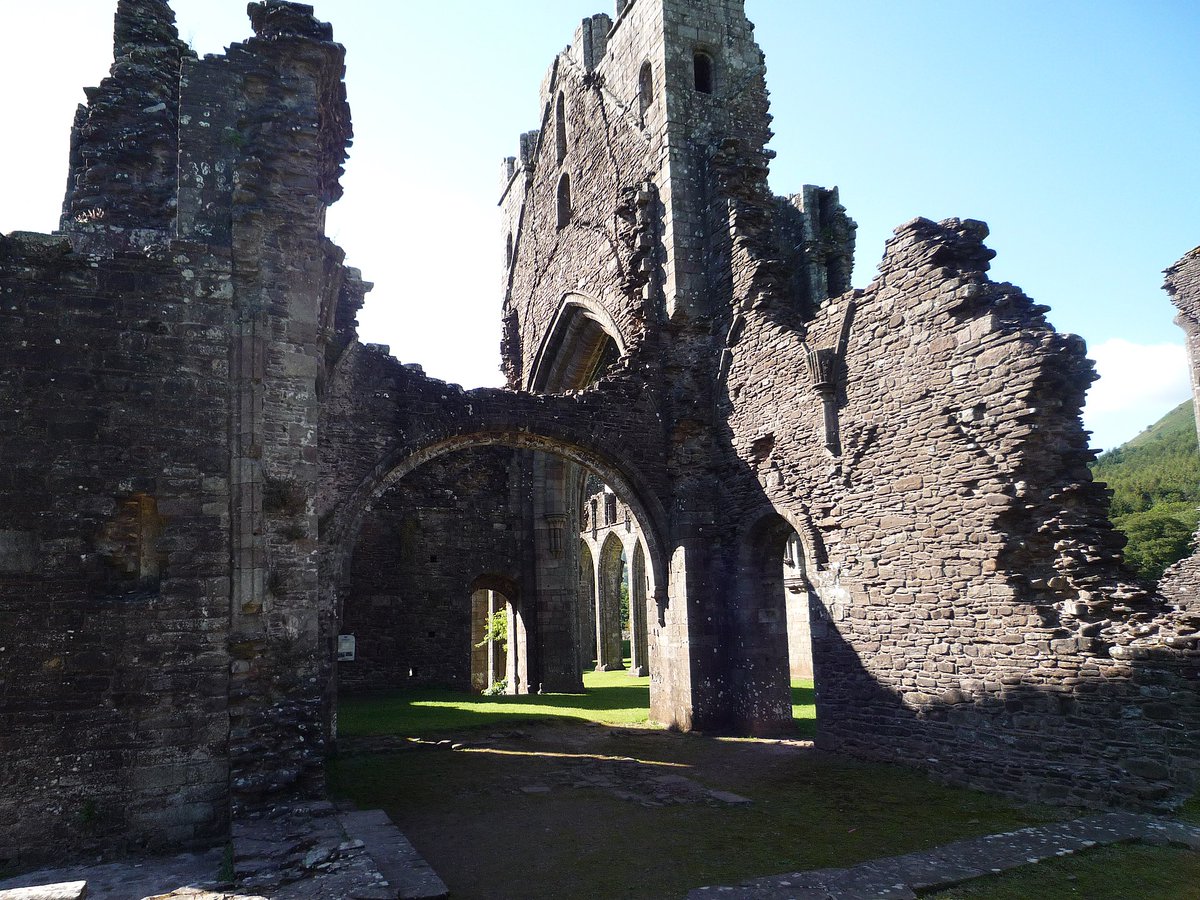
[0, 0, 1197, 875]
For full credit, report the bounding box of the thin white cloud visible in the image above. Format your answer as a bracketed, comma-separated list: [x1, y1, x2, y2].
[1084, 339, 1192, 451]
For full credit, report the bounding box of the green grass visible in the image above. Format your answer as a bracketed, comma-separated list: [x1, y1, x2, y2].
[329, 674, 1081, 897]
[328, 722, 1065, 900]
[338, 665, 653, 735]
[333, 676, 1198, 899]
[928, 844, 1200, 899]
[792, 679, 816, 738]
[338, 672, 818, 738]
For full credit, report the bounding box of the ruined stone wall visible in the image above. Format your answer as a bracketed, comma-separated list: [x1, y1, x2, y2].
[1160, 247, 1200, 614]
[317, 340, 672, 696]
[1, 0, 359, 859]
[500, 2, 669, 389]
[339, 448, 525, 693]
[716, 217, 1199, 807]
[0, 234, 233, 861]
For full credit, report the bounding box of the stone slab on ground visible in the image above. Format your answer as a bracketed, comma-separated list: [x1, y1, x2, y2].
[0, 800, 448, 900]
[0, 848, 229, 900]
[232, 802, 393, 900]
[0, 883, 88, 900]
[142, 891, 267, 899]
[338, 810, 449, 899]
[688, 812, 1200, 899]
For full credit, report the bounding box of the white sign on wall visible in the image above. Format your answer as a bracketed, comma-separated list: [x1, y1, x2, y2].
[337, 634, 356, 662]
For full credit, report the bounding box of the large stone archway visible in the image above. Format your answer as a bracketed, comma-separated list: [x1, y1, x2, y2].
[318, 343, 676, 724]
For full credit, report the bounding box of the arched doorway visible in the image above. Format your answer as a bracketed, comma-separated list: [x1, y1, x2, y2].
[470, 575, 520, 695]
[730, 511, 819, 735]
[337, 448, 528, 696]
[329, 432, 668, 713]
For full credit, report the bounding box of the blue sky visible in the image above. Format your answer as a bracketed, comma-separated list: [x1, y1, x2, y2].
[1, 1, 1196, 450]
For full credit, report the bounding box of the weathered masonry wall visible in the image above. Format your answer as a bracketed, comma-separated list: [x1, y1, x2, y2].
[317, 340, 672, 698]
[0, 234, 233, 859]
[716, 217, 1200, 807]
[340, 448, 526, 694]
[493, 0, 1199, 808]
[1, 0, 359, 862]
[1161, 247, 1200, 613]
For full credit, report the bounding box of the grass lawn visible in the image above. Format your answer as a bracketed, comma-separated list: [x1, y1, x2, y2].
[337, 669, 818, 738]
[331, 674, 1196, 899]
[329, 723, 1066, 899]
[328, 672, 1085, 898]
[928, 844, 1200, 899]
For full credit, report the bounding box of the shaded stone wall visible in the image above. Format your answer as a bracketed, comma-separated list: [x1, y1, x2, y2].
[339, 448, 525, 694]
[714, 216, 1199, 806]
[0, 235, 232, 860]
[316, 341, 673, 697]
[4, 0, 1199, 867]
[1, 0, 358, 861]
[1161, 247, 1200, 613]
[496, 0, 1199, 806]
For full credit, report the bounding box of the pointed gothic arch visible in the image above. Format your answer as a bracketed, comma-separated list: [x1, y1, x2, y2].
[527, 293, 627, 393]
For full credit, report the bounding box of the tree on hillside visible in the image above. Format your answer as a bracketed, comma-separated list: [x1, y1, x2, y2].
[1115, 506, 1197, 583]
[1091, 400, 1199, 585]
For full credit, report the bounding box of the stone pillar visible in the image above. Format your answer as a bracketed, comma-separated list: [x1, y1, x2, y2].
[529, 454, 584, 692]
[578, 541, 597, 671]
[487, 590, 501, 688]
[628, 540, 650, 677]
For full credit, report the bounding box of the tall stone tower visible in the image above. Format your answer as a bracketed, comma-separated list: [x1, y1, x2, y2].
[497, 0, 855, 731]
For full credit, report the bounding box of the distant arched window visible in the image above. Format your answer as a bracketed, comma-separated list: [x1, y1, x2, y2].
[555, 93, 567, 164]
[638, 61, 654, 122]
[556, 173, 572, 229]
[505, 232, 513, 268]
[693, 52, 714, 94]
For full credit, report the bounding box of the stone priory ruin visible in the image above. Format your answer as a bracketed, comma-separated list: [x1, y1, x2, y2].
[1, 0, 1198, 865]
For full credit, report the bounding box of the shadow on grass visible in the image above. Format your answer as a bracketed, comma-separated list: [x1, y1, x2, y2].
[791, 682, 815, 707]
[339, 673, 820, 739]
[328, 718, 1068, 900]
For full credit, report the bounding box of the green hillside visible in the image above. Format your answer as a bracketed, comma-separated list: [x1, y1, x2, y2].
[1092, 400, 1200, 583]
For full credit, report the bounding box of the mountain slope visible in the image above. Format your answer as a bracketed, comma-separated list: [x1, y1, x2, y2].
[1092, 400, 1199, 583]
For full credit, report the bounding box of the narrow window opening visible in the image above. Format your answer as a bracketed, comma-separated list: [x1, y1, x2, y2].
[693, 52, 714, 94]
[555, 93, 567, 164]
[556, 173, 572, 229]
[638, 61, 654, 122]
[505, 232, 513, 269]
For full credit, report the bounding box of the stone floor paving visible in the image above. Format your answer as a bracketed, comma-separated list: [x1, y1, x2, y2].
[0, 802, 446, 900]
[688, 812, 1200, 899]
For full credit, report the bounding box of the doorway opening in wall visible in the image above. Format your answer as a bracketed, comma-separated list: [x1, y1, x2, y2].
[334, 442, 656, 738]
[734, 512, 818, 736]
[579, 478, 651, 681]
[782, 529, 818, 737]
[470, 582, 515, 696]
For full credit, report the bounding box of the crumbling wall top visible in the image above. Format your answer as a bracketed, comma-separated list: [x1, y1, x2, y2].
[248, 1, 335, 42]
